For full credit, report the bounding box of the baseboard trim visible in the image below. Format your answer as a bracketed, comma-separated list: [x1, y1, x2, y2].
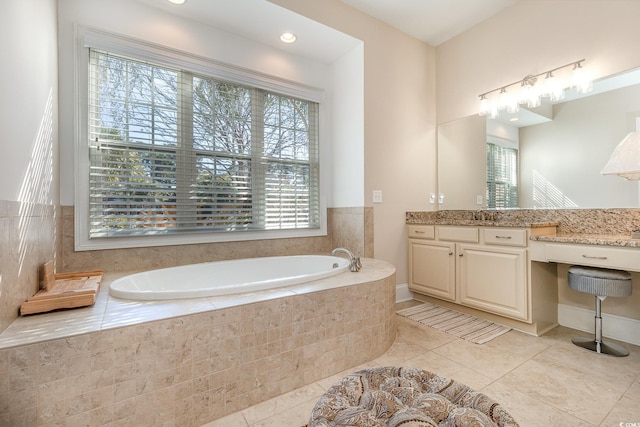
[396, 283, 413, 303]
[558, 303, 640, 346]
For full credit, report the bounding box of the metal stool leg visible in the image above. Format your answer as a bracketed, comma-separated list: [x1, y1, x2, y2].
[571, 295, 629, 357]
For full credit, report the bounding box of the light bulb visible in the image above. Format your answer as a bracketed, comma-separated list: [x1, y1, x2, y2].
[520, 81, 541, 108]
[498, 88, 519, 114]
[479, 95, 489, 116]
[543, 72, 565, 101]
[572, 63, 593, 94]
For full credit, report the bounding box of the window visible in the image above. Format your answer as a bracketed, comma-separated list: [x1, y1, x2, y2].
[486, 142, 518, 208]
[83, 48, 320, 246]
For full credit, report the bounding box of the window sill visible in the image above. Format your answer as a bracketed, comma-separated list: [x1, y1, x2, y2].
[74, 226, 327, 251]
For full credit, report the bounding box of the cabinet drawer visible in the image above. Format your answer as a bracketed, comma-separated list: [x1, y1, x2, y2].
[545, 243, 640, 271]
[407, 225, 435, 239]
[437, 226, 479, 243]
[483, 228, 528, 247]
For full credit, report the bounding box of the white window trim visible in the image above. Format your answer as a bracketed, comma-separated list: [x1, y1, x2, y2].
[74, 26, 327, 251]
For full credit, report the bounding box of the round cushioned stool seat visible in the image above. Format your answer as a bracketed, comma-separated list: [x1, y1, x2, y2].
[568, 265, 632, 297]
[567, 265, 632, 357]
[308, 366, 519, 426]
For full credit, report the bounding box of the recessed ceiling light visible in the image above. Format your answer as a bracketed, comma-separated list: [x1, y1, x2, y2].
[280, 32, 297, 44]
[167, 0, 186, 4]
[509, 117, 520, 122]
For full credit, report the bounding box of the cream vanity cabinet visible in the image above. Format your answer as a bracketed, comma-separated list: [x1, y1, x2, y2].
[408, 228, 456, 301]
[408, 225, 529, 321]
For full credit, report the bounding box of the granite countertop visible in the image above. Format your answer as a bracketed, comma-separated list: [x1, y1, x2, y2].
[530, 233, 640, 248]
[406, 209, 640, 248]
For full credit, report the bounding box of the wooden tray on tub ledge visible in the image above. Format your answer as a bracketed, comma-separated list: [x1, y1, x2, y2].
[20, 260, 104, 315]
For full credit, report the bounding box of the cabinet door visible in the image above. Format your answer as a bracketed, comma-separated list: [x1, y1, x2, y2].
[458, 244, 528, 320]
[409, 239, 456, 301]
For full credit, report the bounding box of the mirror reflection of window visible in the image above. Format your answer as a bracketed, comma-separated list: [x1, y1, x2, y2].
[486, 142, 518, 208]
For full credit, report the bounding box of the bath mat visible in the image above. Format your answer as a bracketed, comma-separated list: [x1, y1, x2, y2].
[397, 302, 511, 344]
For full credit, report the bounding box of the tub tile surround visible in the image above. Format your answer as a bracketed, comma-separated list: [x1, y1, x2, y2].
[0, 205, 370, 334]
[330, 207, 374, 258]
[0, 200, 59, 337]
[0, 259, 396, 426]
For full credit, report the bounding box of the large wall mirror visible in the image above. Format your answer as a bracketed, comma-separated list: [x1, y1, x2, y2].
[437, 68, 640, 210]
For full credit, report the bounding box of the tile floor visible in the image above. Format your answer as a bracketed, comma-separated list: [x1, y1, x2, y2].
[203, 300, 640, 427]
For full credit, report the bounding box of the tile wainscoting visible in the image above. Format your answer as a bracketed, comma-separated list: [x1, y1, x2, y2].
[0, 201, 59, 335]
[61, 206, 373, 273]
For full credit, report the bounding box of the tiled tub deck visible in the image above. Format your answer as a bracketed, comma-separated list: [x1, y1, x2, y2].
[0, 258, 396, 426]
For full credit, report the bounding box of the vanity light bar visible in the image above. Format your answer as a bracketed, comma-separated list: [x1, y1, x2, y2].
[478, 59, 592, 118]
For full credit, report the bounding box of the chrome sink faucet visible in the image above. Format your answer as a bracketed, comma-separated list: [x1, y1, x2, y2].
[332, 247, 362, 272]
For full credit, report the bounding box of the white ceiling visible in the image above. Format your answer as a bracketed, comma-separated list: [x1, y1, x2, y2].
[131, 0, 361, 63]
[132, 0, 521, 64]
[339, 0, 520, 46]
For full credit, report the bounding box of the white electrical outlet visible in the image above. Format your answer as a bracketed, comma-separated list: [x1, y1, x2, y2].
[476, 195, 483, 205]
[372, 190, 383, 203]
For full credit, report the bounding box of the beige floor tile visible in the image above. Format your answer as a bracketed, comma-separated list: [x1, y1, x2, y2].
[539, 324, 590, 340]
[432, 336, 531, 379]
[250, 398, 317, 427]
[241, 383, 325, 425]
[401, 350, 493, 391]
[482, 329, 554, 359]
[599, 395, 640, 427]
[372, 337, 430, 366]
[624, 377, 640, 399]
[499, 357, 622, 425]
[533, 340, 640, 393]
[201, 411, 248, 427]
[482, 381, 593, 427]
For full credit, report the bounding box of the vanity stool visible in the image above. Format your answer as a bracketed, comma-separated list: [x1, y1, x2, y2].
[568, 265, 632, 357]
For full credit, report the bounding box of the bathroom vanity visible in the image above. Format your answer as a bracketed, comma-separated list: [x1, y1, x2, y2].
[408, 221, 558, 335]
[406, 209, 640, 337]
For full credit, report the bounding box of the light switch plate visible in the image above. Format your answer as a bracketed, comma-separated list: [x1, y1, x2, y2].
[429, 193, 436, 204]
[372, 190, 383, 203]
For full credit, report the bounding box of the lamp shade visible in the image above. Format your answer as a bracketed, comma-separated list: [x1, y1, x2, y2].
[601, 132, 640, 180]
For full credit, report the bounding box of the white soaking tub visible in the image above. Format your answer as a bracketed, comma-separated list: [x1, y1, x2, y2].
[109, 255, 350, 300]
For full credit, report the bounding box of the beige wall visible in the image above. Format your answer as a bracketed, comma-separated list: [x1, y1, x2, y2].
[269, 0, 438, 285]
[436, 0, 640, 124]
[0, 1, 59, 334]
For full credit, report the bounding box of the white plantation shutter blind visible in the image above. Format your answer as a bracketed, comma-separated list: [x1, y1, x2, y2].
[88, 49, 319, 239]
[486, 143, 518, 209]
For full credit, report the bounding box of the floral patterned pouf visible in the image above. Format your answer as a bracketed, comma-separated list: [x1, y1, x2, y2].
[308, 366, 519, 427]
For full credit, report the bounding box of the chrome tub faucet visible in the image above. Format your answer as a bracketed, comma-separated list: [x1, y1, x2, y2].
[332, 247, 362, 272]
